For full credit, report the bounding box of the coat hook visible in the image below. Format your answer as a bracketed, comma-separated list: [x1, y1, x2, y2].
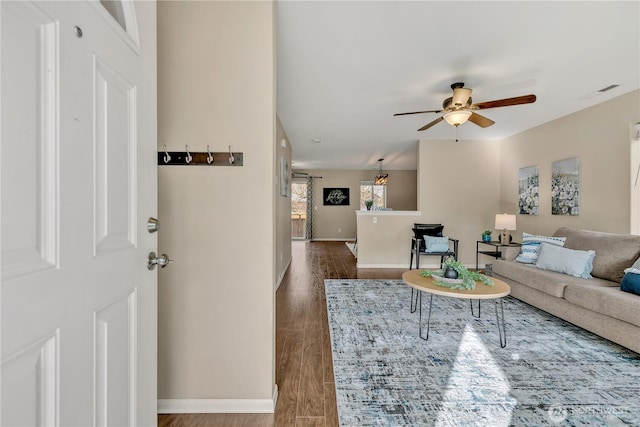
[228, 145, 235, 164]
[207, 145, 214, 164]
[163, 145, 171, 163]
[185, 145, 192, 164]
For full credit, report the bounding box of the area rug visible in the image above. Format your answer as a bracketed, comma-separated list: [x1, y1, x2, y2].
[325, 279, 640, 426]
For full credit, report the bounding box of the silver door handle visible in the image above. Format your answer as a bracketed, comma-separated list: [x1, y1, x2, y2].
[147, 252, 172, 270]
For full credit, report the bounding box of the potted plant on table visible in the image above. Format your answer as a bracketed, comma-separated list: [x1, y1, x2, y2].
[482, 229, 492, 242]
[421, 256, 494, 290]
[365, 200, 373, 210]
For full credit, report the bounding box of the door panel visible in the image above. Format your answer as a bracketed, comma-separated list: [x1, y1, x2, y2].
[1, 1, 58, 280]
[94, 290, 137, 426]
[93, 55, 138, 256]
[1, 331, 58, 427]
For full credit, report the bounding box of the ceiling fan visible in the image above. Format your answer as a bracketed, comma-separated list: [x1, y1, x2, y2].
[394, 82, 537, 132]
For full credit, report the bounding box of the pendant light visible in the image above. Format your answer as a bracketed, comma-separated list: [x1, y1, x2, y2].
[374, 158, 388, 185]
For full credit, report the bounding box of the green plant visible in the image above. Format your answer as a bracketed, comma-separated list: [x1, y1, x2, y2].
[482, 229, 492, 236]
[364, 200, 374, 209]
[420, 256, 494, 290]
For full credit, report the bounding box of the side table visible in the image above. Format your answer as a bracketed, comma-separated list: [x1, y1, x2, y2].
[476, 241, 521, 271]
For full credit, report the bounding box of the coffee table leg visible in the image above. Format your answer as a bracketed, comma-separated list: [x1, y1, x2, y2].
[410, 288, 418, 313]
[494, 298, 507, 348]
[419, 291, 433, 341]
[470, 299, 481, 318]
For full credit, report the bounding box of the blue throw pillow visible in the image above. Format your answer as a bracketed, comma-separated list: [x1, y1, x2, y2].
[620, 272, 640, 295]
[535, 243, 595, 278]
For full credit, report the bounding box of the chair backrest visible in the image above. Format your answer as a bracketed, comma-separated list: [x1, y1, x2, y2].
[412, 224, 444, 239]
[412, 224, 445, 252]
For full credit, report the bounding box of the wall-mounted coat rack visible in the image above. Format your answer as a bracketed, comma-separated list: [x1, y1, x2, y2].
[158, 145, 243, 166]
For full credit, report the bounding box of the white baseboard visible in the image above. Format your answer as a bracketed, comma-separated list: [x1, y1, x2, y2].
[356, 263, 411, 269]
[158, 385, 278, 414]
[275, 258, 292, 291]
[311, 238, 356, 242]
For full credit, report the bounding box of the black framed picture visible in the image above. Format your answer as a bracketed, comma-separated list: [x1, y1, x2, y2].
[323, 188, 350, 206]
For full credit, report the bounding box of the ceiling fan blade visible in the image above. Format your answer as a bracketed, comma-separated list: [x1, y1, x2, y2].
[472, 94, 537, 110]
[452, 87, 472, 107]
[394, 109, 442, 116]
[418, 116, 444, 131]
[468, 112, 495, 128]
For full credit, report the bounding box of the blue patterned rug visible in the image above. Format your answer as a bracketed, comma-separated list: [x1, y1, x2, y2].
[325, 279, 640, 426]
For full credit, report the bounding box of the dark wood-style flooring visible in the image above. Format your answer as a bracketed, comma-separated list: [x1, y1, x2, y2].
[158, 241, 407, 427]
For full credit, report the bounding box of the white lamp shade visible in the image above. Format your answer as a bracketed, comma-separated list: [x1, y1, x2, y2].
[443, 110, 472, 126]
[495, 213, 516, 230]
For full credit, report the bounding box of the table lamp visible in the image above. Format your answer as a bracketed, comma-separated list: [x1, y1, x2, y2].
[495, 213, 516, 244]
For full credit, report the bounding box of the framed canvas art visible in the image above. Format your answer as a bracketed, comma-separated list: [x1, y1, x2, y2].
[323, 188, 349, 206]
[518, 165, 539, 215]
[552, 158, 579, 215]
[280, 156, 290, 197]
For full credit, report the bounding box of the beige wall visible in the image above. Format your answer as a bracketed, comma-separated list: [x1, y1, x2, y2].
[276, 117, 292, 288]
[418, 139, 502, 263]
[296, 169, 417, 240]
[499, 90, 640, 238]
[157, 0, 276, 407]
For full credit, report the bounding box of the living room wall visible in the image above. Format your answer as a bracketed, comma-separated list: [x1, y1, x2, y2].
[157, 0, 276, 412]
[499, 90, 640, 238]
[294, 169, 417, 240]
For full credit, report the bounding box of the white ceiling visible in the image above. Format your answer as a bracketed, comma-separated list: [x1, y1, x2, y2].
[276, 1, 640, 171]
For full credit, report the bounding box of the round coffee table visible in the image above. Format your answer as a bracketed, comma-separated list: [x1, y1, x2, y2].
[402, 269, 511, 347]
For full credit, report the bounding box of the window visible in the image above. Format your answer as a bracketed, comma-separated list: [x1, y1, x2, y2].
[291, 182, 307, 239]
[360, 181, 386, 210]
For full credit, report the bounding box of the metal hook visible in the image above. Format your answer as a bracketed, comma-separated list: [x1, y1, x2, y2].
[163, 145, 171, 163]
[185, 145, 192, 164]
[228, 145, 235, 164]
[207, 145, 214, 164]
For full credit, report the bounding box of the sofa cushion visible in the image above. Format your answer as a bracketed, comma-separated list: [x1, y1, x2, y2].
[564, 284, 640, 327]
[492, 259, 612, 298]
[515, 232, 567, 264]
[535, 243, 595, 278]
[554, 227, 640, 283]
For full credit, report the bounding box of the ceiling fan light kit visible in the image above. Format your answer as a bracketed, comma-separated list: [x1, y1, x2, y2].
[443, 110, 472, 126]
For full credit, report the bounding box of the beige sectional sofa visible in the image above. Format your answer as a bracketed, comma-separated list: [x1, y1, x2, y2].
[490, 227, 640, 354]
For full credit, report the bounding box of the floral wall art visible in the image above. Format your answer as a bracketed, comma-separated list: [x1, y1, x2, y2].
[552, 157, 580, 216]
[518, 165, 539, 215]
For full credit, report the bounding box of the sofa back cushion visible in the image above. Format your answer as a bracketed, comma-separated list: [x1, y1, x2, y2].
[553, 227, 640, 283]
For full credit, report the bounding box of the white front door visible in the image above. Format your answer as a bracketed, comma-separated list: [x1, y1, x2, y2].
[1, 1, 158, 425]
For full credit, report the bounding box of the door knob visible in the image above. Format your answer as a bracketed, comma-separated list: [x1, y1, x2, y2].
[147, 252, 172, 270]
